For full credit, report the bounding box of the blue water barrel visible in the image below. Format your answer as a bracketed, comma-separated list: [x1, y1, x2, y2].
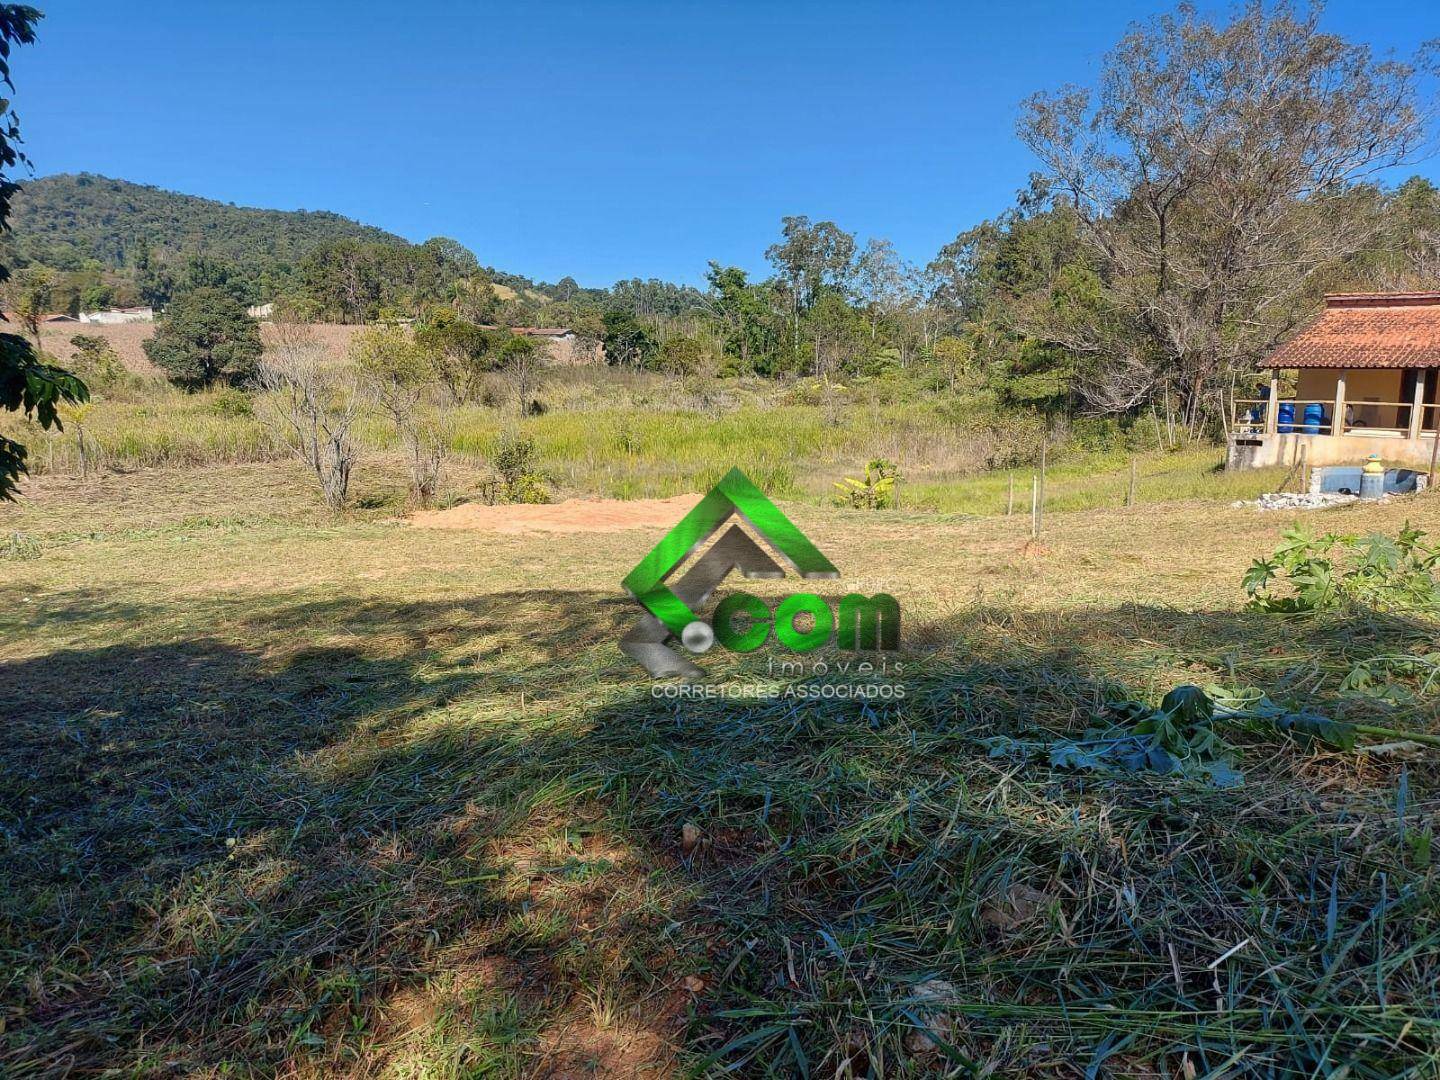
[1277, 402, 1295, 433]
[1302, 403, 1324, 434]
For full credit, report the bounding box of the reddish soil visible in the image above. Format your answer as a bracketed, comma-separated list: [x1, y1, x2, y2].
[410, 494, 702, 533]
[36, 321, 370, 375]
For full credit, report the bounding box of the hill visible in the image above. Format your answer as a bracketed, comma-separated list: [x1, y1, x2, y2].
[3, 173, 408, 278]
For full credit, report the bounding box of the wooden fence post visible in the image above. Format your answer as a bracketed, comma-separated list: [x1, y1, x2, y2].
[1030, 474, 1039, 539]
[1126, 457, 1137, 507]
[1038, 442, 1048, 531]
[1006, 472, 1014, 516]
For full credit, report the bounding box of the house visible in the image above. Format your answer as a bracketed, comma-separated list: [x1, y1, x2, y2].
[1228, 292, 1440, 471]
[478, 325, 601, 365]
[79, 306, 154, 325]
[247, 302, 274, 319]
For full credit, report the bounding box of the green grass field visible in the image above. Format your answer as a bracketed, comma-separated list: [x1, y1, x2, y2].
[3, 454, 1438, 1076]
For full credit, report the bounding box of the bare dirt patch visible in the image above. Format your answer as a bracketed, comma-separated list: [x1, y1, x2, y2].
[39, 321, 371, 376]
[410, 494, 701, 534]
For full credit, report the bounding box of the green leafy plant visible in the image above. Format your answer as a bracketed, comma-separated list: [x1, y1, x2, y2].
[493, 432, 550, 504]
[68, 334, 129, 388]
[1056, 684, 1241, 786]
[1243, 523, 1440, 614]
[207, 386, 254, 418]
[834, 458, 898, 510]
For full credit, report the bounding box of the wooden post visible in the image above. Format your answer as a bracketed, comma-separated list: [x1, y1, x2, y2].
[1006, 472, 1014, 516]
[1409, 372, 1426, 441]
[1039, 441, 1048, 518]
[1429, 405, 1440, 488]
[1333, 369, 1348, 437]
[1126, 457, 1137, 507]
[1266, 368, 1281, 434]
[1030, 474, 1039, 539]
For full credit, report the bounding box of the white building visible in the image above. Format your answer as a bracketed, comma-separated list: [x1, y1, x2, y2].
[79, 306, 154, 325]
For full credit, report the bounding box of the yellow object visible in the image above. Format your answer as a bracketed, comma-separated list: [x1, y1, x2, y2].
[1363, 454, 1384, 475]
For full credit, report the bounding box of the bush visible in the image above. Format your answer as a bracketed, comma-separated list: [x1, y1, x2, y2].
[207, 387, 254, 418]
[493, 432, 550, 503]
[1244, 523, 1440, 614]
[68, 335, 128, 388]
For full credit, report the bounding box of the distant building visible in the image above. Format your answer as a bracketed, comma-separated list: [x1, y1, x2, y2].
[79, 306, 154, 325]
[502, 326, 601, 365]
[247, 302, 274, 320]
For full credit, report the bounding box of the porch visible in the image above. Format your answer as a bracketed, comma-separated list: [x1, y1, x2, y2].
[1227, 292, 1440, 471]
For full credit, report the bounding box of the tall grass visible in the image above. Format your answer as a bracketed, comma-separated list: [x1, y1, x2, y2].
[2, 368, 1289, 514]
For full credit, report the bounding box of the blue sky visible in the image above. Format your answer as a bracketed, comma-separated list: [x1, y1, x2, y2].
[15, 1, 1440, 287]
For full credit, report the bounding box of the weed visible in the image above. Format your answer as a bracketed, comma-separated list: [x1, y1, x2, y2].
[1, 529, 40, 559]
[1245, 522, 1440, 613]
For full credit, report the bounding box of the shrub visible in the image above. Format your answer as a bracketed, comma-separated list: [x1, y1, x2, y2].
[493, 432, 550, 504]
[255, 338, 361, 510]
[207, 387, 254, 418]
[834, 458, 899, 509]
[68, 335, 128, 388]
[1244, 523, 1440, 614]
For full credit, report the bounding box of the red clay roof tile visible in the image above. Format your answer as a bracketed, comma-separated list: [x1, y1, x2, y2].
[1268, 293, 1440, 369]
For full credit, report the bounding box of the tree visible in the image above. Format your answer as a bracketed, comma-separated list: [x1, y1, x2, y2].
[256, 325, 360, 509]
[413, 306, 502, 403]
[765, 216, 856, 353]
[932, 335, 973, 393]
[143, 287, 263, 388]
[1017, 0, 1439, 431]
[853, 238, 911, 344]
[4, 264, 51, 344]
[703, 263, 778, 373]
[353, 324, 446, 506]
[0, 5, 89, 500]
[497, 333, 542, 414]
[602, 310, 657, 369]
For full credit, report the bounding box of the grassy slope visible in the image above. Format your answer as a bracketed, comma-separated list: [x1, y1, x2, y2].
[2, 463, 1438, 1076]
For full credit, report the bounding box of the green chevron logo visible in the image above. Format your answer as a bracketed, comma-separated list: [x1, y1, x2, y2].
[620, 468, 899, 679]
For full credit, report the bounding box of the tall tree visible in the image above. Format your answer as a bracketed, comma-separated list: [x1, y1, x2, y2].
[0, 5, 88, 500]
[143, 287, 263, 388]
[765, 216, 856, 354]
[853, 238, 911, 344]
[4, 262, 51, 343]
[1018, 0, 1439, 429]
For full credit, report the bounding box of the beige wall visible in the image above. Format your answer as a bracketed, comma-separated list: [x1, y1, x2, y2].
[1293, 368, 1410, 430]
[1229, 430, 1437, 470]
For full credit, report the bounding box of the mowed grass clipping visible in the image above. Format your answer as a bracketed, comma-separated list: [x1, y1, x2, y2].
[2, 461, 1438, 1076]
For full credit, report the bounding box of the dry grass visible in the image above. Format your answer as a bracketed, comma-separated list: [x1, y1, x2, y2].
[36, 320, 370, 376]
[1, 462, 1438, 1076]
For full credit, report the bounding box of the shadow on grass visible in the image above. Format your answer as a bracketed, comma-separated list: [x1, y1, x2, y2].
[2, 588, 1437, 1075]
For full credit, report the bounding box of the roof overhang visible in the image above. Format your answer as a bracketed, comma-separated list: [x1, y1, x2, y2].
[1267, 293, 1440, 369]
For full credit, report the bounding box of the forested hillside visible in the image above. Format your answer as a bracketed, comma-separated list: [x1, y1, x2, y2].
[3, 173, 407, 299]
